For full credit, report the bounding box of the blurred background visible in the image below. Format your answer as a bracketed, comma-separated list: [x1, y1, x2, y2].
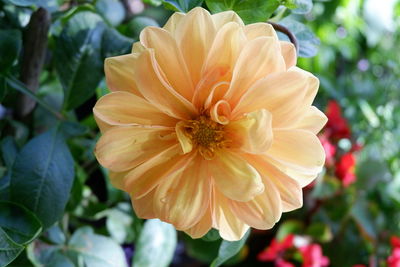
[0, 0, 399, 266]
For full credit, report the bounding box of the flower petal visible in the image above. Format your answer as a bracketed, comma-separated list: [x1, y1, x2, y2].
[293, 106, 327, 134]
[131, 189, 156, 219]
[211, 11, 244, 29]
[140, 27, 194, 100]
[280, 41, 297, 69]
[93, 91, 178, 127]
[163, 12, 185, 34]
[213, 189, 249, 241]
[184, 206, 213, 239]
[244, 23, 278, 41]
[245, 154, 303, 212]
[266, 129, 325, 186]
[153, 154, 211, 230]
[124, 145, 193, 198]
[210, 100, 231, 125]
[202, 22, 246, 79]
[229, 172, 282, 229]
[133, 49, 197, 120]
[225, 37, 285, 106]
[95, 126, 175, 172]
[226, 109, 273, 154]
[108, 171, 129, 190]
[209, 151, 264, 202]
[232, 70, 309, 126]
[175, 7, 216, 86]
[104, 54, 142, 96]
[175, 121, 193, 154]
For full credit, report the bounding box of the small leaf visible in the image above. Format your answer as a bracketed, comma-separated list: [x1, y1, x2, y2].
[0, 201, 42, 245]
[10, 124, 75, 228]
[133, 219, 177, 267]
[55, 11, 105, 110]
[127, 16, 159, 38]
[1, 137, 18, 169]
[206, 0, 281, 24]
[306, 222, 333, 243]
[210, 230, 250, 267]
[279, 17, 320, 57]
[162, 0, 203, 12]
[0, 29, 22, 72]
[0, 228, 24, 267]
[67, 227, 128, 267]
[276, 220, 304, 240]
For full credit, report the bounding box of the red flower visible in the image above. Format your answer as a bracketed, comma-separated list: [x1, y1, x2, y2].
[335, 153, 356, 187]
[325, 100, 351, 140]
[319, 134, 336, 167]
[299, 244, 330, 267]
[388, 247, 400, 267]
[391, 236, 400, 248]
[258, 234, 294, 261]
[276, 258, 296, 267]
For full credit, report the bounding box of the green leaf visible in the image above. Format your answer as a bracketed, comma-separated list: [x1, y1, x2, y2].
[162, 0, 203, 12]
[101, 27, 133, 58]
[133, 219, 177, 267]
[55, 11, 105, 110]
[0, 201, 42, 245]
[0, 29, 22, 72]
[206, 0, 280, 24]
[306, 222, 333, 243]
[0, 228, 24, 267]
[10, 124, 75, 228]
[210, 230, 250, 267]
[67, 227, 127, 267]
[279, 18, 320, 57]
[0, 76, 7, 102]
[127, 16, 159, 38]
[276, 220, 303, 240]
[287, 0, 313, 14]
[185, 236, 221, 263]
[2, 0, 40, 6]
[1, 137, 18, 169]
[95, 0, 125, 26]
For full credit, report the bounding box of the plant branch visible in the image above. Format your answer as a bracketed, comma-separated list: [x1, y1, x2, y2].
[17, 7, 51, 118]
[267, 21, 299, 54]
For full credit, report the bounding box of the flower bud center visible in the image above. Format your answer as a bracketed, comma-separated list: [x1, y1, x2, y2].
[184, 116, 227, 159]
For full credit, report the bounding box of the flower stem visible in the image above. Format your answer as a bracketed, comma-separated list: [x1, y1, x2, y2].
[267, 21, 299, 54]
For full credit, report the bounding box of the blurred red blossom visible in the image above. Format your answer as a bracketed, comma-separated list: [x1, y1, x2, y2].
[335, 153, 356, 187]
[319, 134, 336, 167]
[388, 248, 400, 267]
[299, 244, 330, 267]
[257, 234, 294, 261]
[325, 100, 351, 140]
[391, 236, 400, 248]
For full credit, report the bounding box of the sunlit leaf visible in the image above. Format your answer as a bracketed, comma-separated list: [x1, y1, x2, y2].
[133, 219, 177, 267]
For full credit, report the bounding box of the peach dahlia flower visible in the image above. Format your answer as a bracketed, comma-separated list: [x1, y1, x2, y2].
[93, 7, 327, 241]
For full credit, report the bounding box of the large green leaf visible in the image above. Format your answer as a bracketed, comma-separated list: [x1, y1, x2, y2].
[0, 201, 42, 245]
[210, 230, 250, 267]
[101, 27, 133, 58]
[133, 219, 177, 267]
[279, 17, 320, 57]
[162, 0, 203, 12]
[95, 0, 125, 26]
[0, 228, 24, 267]
[206, 0, 280, 24]
[10, 124, 74, 228]
[0, 29, 22, 72]
[55, 11, 105, 110]
[67, 227, 127, 267]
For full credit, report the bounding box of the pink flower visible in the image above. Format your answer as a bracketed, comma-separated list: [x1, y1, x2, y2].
[388, 247, 400, 267]
[258, 234, 294, 261]
[319, 134, 336, 167]
[299, 244, 330, 267]
[325, 100, 351, 140]
[335, 153, 356, 187]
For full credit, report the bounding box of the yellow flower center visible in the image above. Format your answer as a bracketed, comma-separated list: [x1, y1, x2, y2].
[183, 116, 228, 160]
